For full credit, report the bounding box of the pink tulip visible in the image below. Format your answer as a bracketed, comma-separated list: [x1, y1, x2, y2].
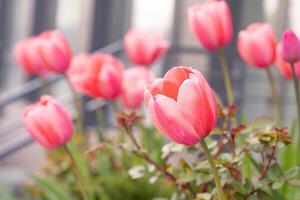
[281, 30, 300, 63]
[275, 43, 300, 79]
[38, 30, 72, 73]
[13, 37, 48, 77]
[237, 23, 276, 69]
[124, 29, 169, 66]
[188, 0, 233, 51]
[67, 53, 123, 100]
[23, 95, 73, 149]
[145, 66, 218, 146]
[121, 67, 156, 109]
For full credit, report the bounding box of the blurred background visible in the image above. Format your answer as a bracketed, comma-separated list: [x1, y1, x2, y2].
[0, 0, 297, 192]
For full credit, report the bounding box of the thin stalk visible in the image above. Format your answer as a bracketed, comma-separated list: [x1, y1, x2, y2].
[95, 106, 105, 141]
[265, 68, 282, 125]
[123, 124, 196, 197]
[63, 145, 89, 200]
[199, 139, 228, 200]
[63, 74, 84, 134]
[217, 48, 237, 126]
[111, 100, 121, 113]
[291, 63, 300, 145]
[38, 76, 50, 94]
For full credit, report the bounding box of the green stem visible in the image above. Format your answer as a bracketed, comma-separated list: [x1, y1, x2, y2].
[217, 48, 237, 126]
[63, 145, 89, 200]
[38, 76, 50, 94]
[291, 63, 300, 146]
[199, 139, 228, 200]
[111, 100, 121, 113]
[95, 106, 105, 141]
[64, 74, 84, 134]
[265, 68, 282, 125]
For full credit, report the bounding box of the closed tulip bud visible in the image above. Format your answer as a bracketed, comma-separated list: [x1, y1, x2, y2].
[188, 0, 233, 51]
[275, 43, 300, 79]
[121, 67, 156, 109]
[23, 95, 73, 149]
[237, 23, 276, 68]
[281, 30, 300, 63]
[67, 53, 123, 100]
[38, 30, 72, 73]
[13, 37, 48, 77]
[145, 66, 218, 146]
[124, 29, 169, 66]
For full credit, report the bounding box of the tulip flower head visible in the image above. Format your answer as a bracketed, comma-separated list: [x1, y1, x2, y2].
[276, 43, 300, 79]
[67, 53, 123, 100]
[237, 23, 276, 69]
[281, 30, 300, 64]
[124, 29, 169, 66]
[145, 66, 218, 146]
[38, 30, 72, 73]
[23, 95, 73, 149]
[188, 0, 233, 51]
[121, 67, 156, 109]
[13, 37, 48, 77]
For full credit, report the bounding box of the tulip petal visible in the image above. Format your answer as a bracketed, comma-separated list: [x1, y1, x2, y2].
[147, 94, 199, 145]
[177, 74, 217, 137]
[162, 67, 191, 100]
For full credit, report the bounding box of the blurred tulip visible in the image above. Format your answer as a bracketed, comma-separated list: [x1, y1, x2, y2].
[38, 30, 72, 73]
[67, 53, 123, 100]
[13, 37, 48, 77]
[237, 23, 276, 68]
[124, 29, 169, 66]
[188, 0, 233, 51]
[281, 30, 300, 63]
[121, 67, 156, 109]
[276, 43, 300, 79]
[23, 95, 73, 149]
[145, 66, 217, 146]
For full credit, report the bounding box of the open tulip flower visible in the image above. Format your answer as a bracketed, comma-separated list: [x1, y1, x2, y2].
[124, 29, 169, 66]
[121, 67, 156, 109]
[23, 95, 73, 149]
[67, 53, 123, 100]
[238, 23, 276, 69]
[145, 66, 217, 146]
[37, 30, 72, 73]
[14, 37, 48, 77]
[188, 0, 233, 51]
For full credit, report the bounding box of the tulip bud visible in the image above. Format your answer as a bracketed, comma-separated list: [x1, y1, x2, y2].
[237, 23, 276, 68]
[281, 30, 300, 63]
[121, 67, 156, 109]
[145, 66, 217, 146]
[23, 95, 73, 149]
[275, 43, 300, 79]
[38, 30, 72, 73]
[188, 0, 233, 51]
[124, 29, 169, 66]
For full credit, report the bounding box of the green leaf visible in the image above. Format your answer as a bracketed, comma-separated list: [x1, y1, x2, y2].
[280, 120, 297, 170]
[161, 143, 184, 159]
[0, 182, 17, 200]
[32, 176, 73, 200]
[287, 179, 300, 187]
[196, 193, 212, 200]
[128, 165, 145, 179]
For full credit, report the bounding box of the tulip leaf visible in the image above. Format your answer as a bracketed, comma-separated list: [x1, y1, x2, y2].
[32, 176, 73, 200]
